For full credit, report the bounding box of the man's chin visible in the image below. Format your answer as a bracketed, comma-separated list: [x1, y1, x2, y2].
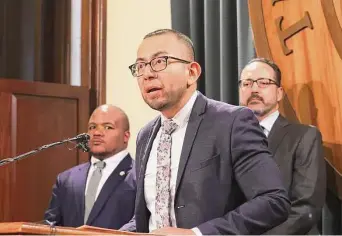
[248, 100, 263, 106]
[248, 104, 264, 112]
[146, 99, 168, 111]
[250, 108, 267, 117]
[90, 151, 109, 159]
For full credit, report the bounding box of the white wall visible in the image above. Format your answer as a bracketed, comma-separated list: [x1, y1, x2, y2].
[106, 0, 172, 157]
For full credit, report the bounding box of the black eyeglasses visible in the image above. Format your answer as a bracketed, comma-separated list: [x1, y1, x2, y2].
[128, 56, 191, 77]
[238, 78, 279, 89]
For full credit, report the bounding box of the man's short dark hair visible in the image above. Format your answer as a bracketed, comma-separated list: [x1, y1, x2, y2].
[245, 58, 282, 85]
[144, 29, 195, 61]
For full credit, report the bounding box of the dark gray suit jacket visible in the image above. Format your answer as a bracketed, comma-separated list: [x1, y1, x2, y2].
[264, 115, 326, 235]
[122, 92, 290, 235]
[44, 154, 136, 229]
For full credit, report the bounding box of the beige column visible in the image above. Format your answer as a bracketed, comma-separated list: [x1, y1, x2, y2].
[106, 0, 172, 156]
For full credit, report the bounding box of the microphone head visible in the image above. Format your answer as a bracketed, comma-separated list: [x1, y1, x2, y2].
[75, 133, 90, 152]
[76, 142, 90, 152]
[76, 133, 90, 141]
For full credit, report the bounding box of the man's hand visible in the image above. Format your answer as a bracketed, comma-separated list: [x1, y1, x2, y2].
[151, 227, 195, 235]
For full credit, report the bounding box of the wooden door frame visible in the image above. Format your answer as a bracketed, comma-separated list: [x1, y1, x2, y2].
[81, 0, 107, 114]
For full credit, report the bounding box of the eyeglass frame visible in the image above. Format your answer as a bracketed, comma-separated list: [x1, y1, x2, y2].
[128, 56, 192, 77]
[238, 78, 280, 89]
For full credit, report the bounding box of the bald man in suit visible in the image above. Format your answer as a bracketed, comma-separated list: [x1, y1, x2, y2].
[45, 105, 136, 229]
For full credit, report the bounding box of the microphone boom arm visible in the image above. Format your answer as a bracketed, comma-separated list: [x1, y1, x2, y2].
[0, 135, 88, 167]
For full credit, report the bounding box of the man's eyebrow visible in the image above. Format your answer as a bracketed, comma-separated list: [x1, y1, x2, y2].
[88, 122, 115, 126]
[102, 122, 115, 126]
[136, 51, 168, 62]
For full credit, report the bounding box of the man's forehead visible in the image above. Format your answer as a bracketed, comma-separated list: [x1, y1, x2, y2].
[88, 116, 116, 125]
[242, 62, 275, 77]
[137, 34, 181, 59]
[99, 105, 110, 112]
[89, 110, 119, 122]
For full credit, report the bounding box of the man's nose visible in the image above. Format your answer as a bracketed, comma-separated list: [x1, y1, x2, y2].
[251, 82, 260, 92]
[142, 64, 157, 80]
[92, 127, 105, 135]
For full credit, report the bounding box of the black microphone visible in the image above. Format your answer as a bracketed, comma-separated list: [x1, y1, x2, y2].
[70, 133, 90, 152]
[67, 133, 90, 142]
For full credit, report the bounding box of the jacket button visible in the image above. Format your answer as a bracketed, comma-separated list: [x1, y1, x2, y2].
[176, 205, 185, 209]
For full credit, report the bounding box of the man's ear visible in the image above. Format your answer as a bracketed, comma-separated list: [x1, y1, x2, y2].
[277, 86, 284, 102]
[124, 131, 130, 144]
[187, 62, 202, 86]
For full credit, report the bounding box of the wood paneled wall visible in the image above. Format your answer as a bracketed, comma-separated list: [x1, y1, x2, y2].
[248, 0, 342, 198]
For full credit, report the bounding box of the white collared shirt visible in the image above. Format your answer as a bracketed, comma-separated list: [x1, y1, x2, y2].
[144, 91, 198, 232]
[259, 110, 279, 137]
[85, 149, 128, 199]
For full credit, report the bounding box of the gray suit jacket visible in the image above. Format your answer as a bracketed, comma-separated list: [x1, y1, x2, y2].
[122, 92, 290, 235]
[264, 115, 326, 234]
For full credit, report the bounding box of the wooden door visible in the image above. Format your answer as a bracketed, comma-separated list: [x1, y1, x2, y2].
[0, 79, 89, 221]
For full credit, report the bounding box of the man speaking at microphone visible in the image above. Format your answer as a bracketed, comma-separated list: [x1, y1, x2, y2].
[44, 104, 136, 229]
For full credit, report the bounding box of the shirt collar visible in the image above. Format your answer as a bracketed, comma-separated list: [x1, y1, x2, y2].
[90, 149, 128, 166]
[161, 91, 198, 128]
[259, 110, 280, 133]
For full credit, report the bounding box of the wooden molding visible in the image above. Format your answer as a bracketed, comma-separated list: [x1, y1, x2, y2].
[39, 0, 71, 84]
[81, 0, 107, 113]
[34, 0, 42, 82]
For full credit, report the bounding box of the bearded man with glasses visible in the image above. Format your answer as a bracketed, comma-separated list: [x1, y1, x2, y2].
[239, 58, 326, 234]
[120, 29, 291, 235]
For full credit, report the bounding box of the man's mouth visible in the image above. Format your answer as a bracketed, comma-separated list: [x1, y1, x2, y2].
[146, 86, 162, 94]
[247, 96, 263, 104]
[148, 88, 161, 93]
[248, 99, 262, 104]
[92, 139, 104, 145]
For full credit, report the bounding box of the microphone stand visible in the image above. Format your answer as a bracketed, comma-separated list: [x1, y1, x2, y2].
[0, 137, 88, 167]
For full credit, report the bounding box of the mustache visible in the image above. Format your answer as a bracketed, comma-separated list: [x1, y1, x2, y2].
[247, 94, 264, 104]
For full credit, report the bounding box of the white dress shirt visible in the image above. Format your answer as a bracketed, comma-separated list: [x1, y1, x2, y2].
[85, 149, 128, 200]
[144, 91, 198, 232]
[259, 110, 279, 137]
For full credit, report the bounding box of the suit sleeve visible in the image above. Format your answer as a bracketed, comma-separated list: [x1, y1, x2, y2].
[264, 127, 326, 234]
[197, 107, 291, 235]
[119, 215, 137, 232]
[119, 129, 143, 232]
[44, 175, 63, 225]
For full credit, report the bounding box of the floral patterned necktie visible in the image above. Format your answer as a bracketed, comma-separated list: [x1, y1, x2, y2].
[155, 119, 178, 229]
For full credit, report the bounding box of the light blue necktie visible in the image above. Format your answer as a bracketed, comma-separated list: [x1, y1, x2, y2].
[84, 161, 106, 223]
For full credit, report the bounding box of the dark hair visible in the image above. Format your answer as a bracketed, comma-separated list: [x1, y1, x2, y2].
[245, 58, 282, 85]
[144, 29, 195, 60]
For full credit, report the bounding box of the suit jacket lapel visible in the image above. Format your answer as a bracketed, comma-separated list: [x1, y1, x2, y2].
[175, 93, 206, 195]
[87, 154, 133, 225]
[135, 118, 161, 232]
[138, 118, 161, 183]
[136, 118, 160, 203]
[74, 163, 90, 223]
[267, 114, 290, 156]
